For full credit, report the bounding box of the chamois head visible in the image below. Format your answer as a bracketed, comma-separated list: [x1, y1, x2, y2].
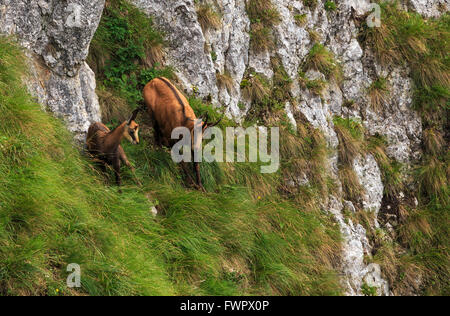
[124, 108, 141, 145]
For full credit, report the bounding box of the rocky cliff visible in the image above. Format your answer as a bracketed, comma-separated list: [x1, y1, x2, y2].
[0, 0, 105, 141]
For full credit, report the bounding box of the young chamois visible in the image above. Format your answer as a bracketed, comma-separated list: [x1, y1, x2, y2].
[142, 77, 222, 190]
[86, 108, 141, 190]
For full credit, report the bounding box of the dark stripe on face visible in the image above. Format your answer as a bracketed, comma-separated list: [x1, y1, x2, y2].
[129, 130, 136, 142]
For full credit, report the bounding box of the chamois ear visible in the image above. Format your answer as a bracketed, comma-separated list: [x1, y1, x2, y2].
[128, 108, 141, 125]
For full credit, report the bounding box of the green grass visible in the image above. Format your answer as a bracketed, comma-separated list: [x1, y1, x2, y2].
[303, 43, 342, 81]
[0, 35, 343, 296]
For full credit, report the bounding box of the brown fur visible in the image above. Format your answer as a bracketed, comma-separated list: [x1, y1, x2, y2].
[86, 119, 140, 188]
[143, 77, 197, 147]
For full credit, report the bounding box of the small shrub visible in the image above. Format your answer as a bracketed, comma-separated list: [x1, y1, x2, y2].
[303, 43, 341, 81]
[246, 0, 280, 27]
[246, 0, 280, 52]
[88, 0, 170, 108]
[333, 117, 364, 166]
[211, 51, 218, 62]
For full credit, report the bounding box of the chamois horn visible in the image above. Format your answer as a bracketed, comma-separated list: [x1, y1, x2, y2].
[207, 114, 224, 127]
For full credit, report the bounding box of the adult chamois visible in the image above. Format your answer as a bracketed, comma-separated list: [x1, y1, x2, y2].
[86, 108, 142, 190]
[142, 77, 222, 190]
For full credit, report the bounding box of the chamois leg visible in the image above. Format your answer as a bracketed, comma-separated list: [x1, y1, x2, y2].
[118, 145, 132, 170]
[118, 145, 142, 186]
[152, 120, 163, 148]
[191, 150, 205, 192]
[193, 162, 204, 191]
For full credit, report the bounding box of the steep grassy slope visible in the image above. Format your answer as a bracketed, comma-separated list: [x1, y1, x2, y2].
[0, 34, 342, 296]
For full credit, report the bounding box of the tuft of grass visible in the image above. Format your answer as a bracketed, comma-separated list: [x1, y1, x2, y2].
[299, 71, 328, 97]
[303, 43, 342, 81]
[368, 77, 390, 112]
[249, 23, 275, 52]
[271, 57, 293, 104]
[280, 117, 330, 201]
[339, 166, 364, 203]
[246, 0, 280, 52]
[294, 14, 308, 27]
[361, 3, 449, 120]
[333, 117, 364, 166]
[196, 3, 222, 32]
[308, 29, 321, 43]
[423, 128, 445, 156]
[240, 73, 270, 104]
[417, 157, 448, 204]
[366, 135, 404, 199]
[96, 86, 131, 124]
[333, 117, 365, 203]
